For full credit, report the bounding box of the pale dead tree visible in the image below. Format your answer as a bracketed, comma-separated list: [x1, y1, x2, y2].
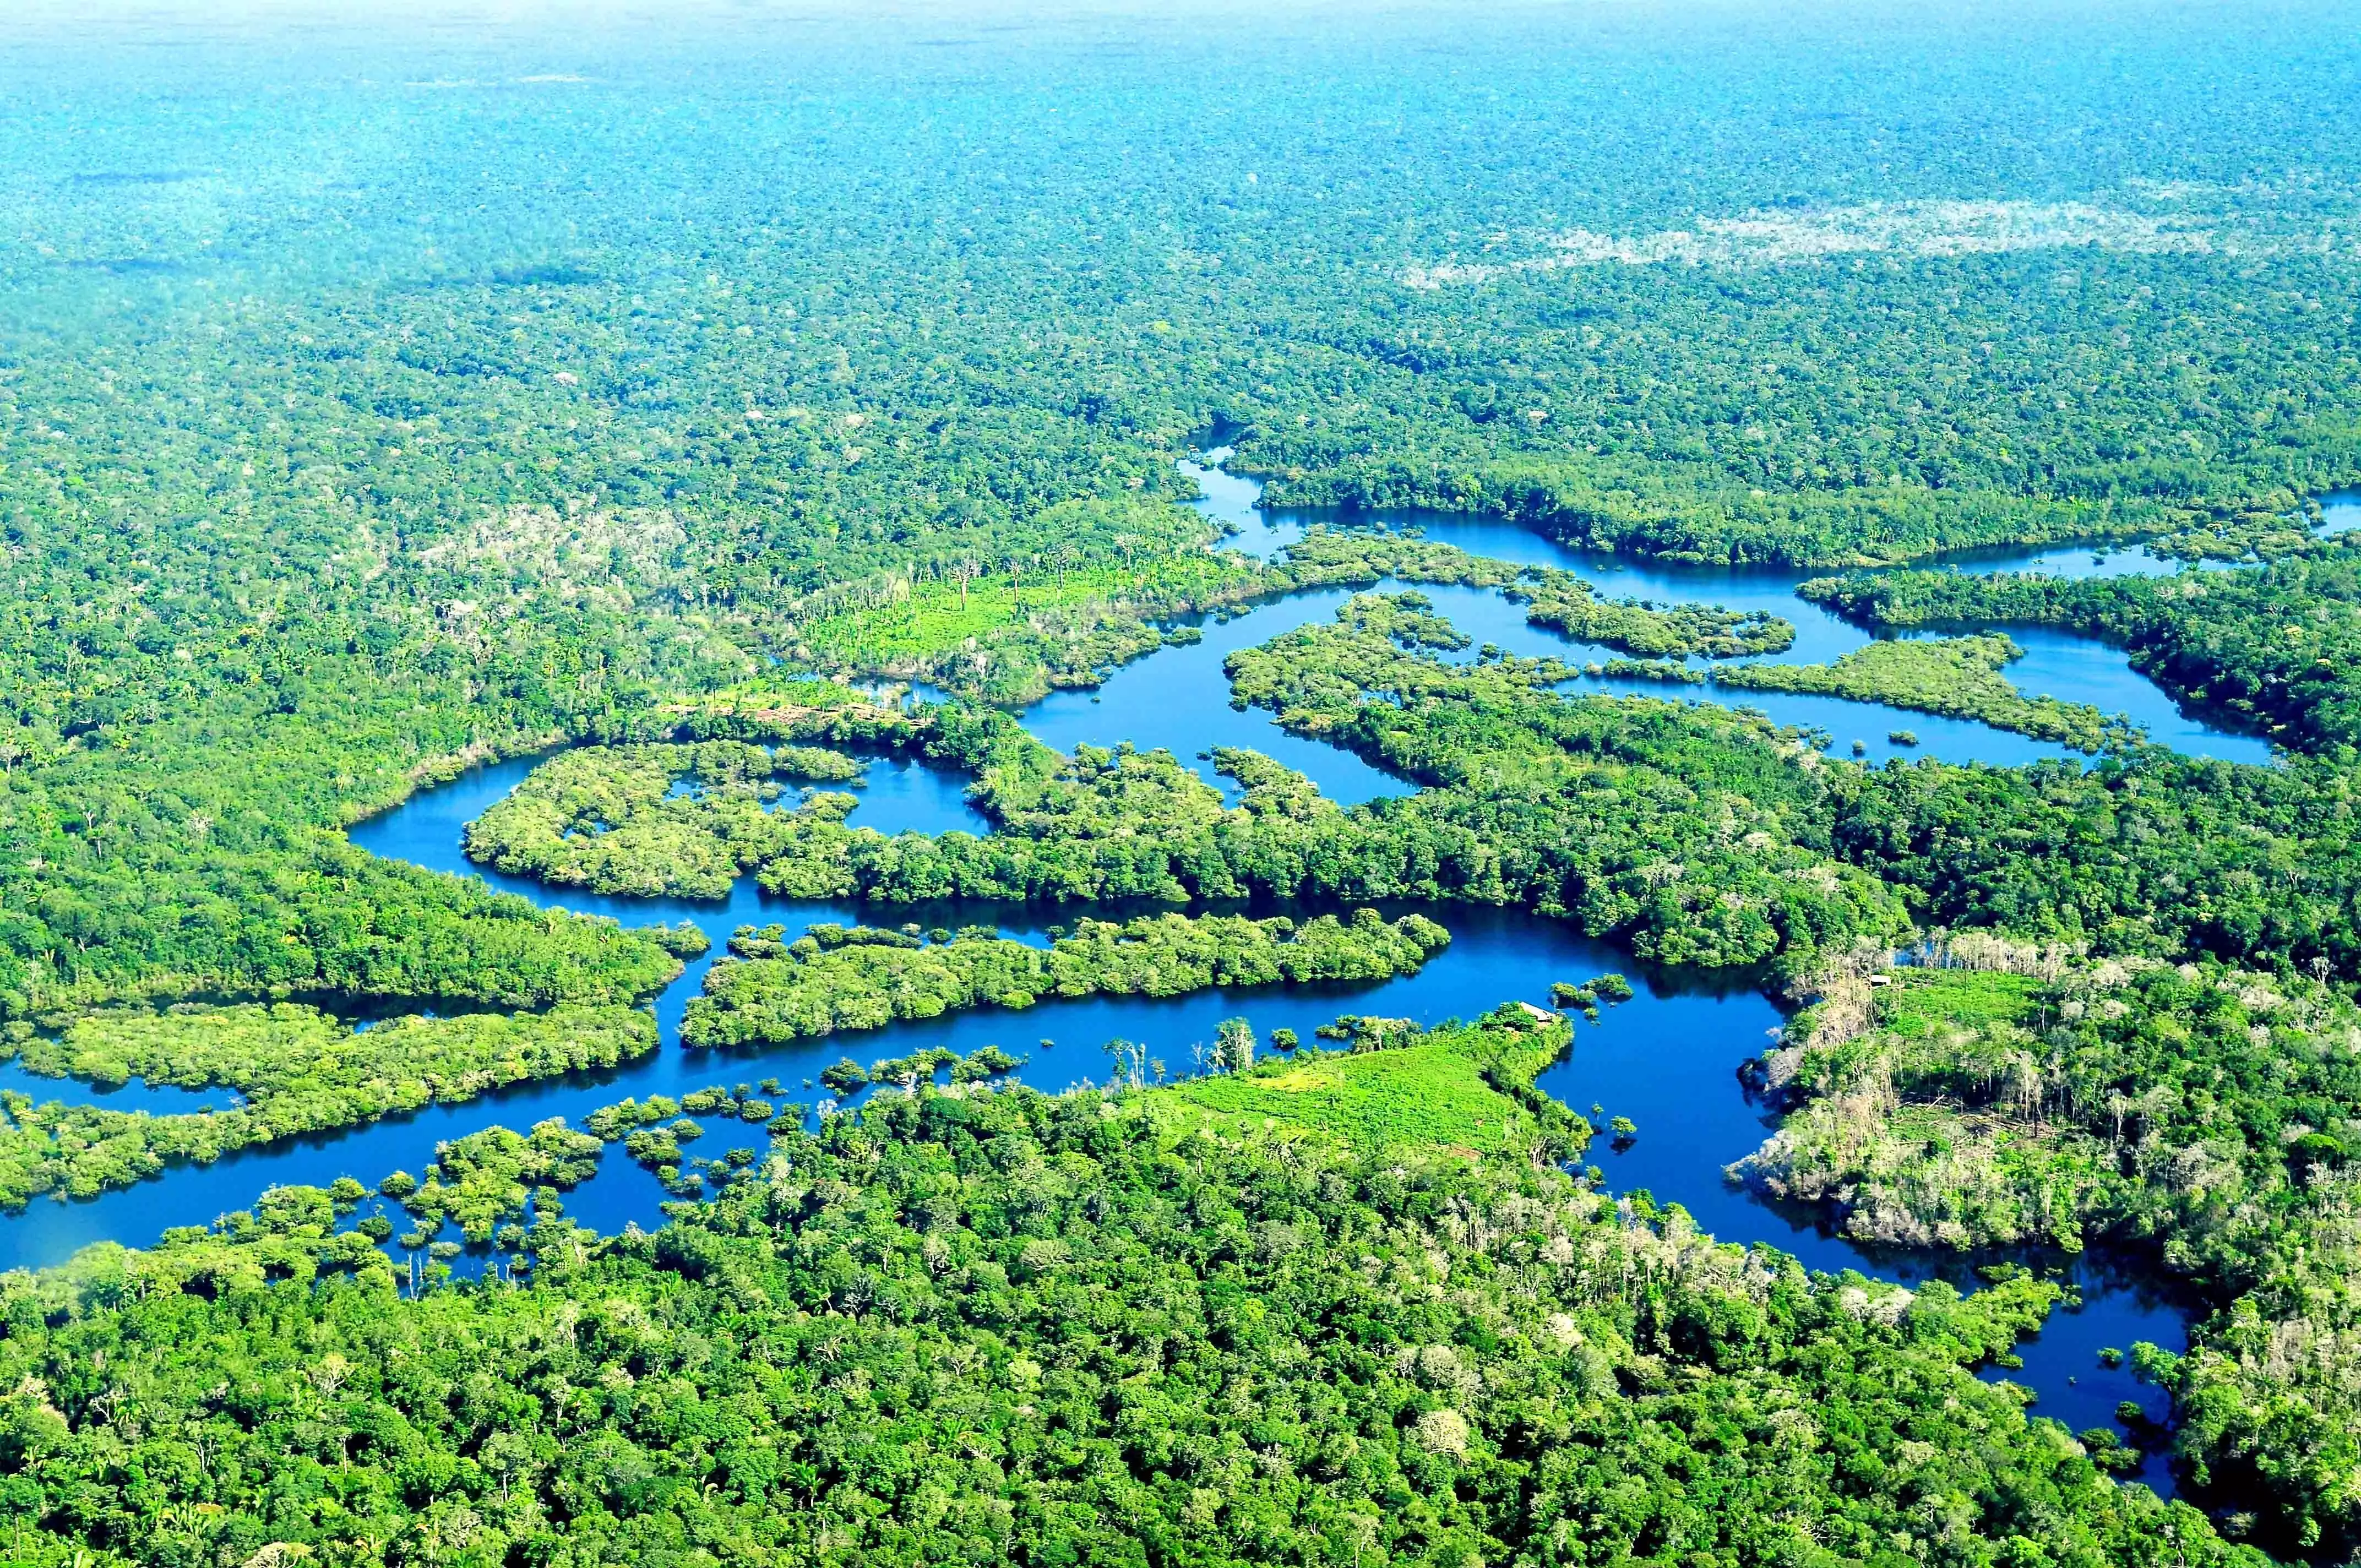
[1102, 1037, 1149, 1088]
[308, 1353, 352, 1401]
[1217, 1016, 1256, 1074]
[2006, 1052, 2044, 1125]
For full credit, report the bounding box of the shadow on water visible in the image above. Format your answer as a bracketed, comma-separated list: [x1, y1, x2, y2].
[12, 456, 2329, 1491]
[1531, 996, 2191, 1490]
[0, 743, 2206, 1488]
[1211, 450, 2295, 769]
[0, 1059, 224, 1114]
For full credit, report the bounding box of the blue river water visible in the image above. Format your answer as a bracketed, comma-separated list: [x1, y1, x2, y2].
[1195, 447, 2299, 772]
[4, 460, 2335, 1487]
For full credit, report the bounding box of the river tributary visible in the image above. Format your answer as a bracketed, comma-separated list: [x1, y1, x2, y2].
[6, 461, 2344, 1487]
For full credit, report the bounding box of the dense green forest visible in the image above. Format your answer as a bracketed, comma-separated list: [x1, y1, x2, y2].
[681, 910, 1451, 1052]
[674, 611, 1910, 972]
[0, 0, 2359, 1561]
[1732, 948, 2361, 1554]
[1805, 547, 2361, 753]
[0, 0, 2355, 1018]
[0, 1003, 654, 1210]
[0, 1015, 2265, 1568]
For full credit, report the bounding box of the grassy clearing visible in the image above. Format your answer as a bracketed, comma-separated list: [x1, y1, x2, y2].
[793, 556, 1260, 669]
[1879, 966, 2045, 1035]
[1150, 1014, 1572, 1157]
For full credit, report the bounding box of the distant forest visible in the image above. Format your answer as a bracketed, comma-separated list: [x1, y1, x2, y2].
[1, 3, 2360, 1563]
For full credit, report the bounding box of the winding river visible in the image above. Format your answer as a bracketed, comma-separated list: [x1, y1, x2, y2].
[4, 465, 2354, 1490]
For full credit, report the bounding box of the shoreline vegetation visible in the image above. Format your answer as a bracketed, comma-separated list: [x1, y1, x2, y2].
[1741, 941, 2361, 1549]
[1256, 459, 2344, 574]
[0, 1004, 655, 1212]
[786, 522, 1802, 709]
[1710, 633, 2133, 752]
[456, 601, 1913, 976]
[4, 11, 2361, 1559]
[1590, 632, 2132, 751]
[0, 1002, 2262, 1566]
[192, 565, 2361, 1553]
[680, 908, 1451, 1050]
[1803, 555, 2361, 753]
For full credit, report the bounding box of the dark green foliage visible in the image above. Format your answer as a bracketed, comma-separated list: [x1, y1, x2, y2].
[1807, 551, 2361, 753]
[1829, 751, 2361, 974]
[0, 1003, 654, 1210]
[1222, 595, 1909, 969]
[682, 908, 1450, 1049]
[0, 1069, 2257, 1566]
[748, 601, 1910, 972]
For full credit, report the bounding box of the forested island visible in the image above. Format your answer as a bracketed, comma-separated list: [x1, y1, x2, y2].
[2, 1, 2361, 1564]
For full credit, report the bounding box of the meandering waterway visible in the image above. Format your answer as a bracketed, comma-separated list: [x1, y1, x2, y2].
[1182, 448, 2309, 774]
[5, 463, 2342, 1488]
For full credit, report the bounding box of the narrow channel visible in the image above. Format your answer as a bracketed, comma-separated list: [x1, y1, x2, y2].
[3, 461, 2336, 1488]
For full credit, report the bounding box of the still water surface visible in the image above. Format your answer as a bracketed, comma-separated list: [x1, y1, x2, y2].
[8, 462, 2330, 1485]
[1190, 448, 2301, 772]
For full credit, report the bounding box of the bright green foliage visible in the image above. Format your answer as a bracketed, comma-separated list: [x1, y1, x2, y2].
[0, 10, 2355, 1557]
[1713, 634, 2130, 751]
[1591, 655, 1707, 685]
[0, 797, 683, 1019]
[782, 496, 1261, 704]
[752, 728, 1250, 905]
[1808, 551, 2361, 753]
[1740, 954, 2361, 1554]
[1281, 449, 2304, 571]
[0, 4, 2349, 1030]
[0, 1003, 654, 1210]
[395, 1118, 607, 1243]
[1158, 1006, 1583, 1158]
[0, 1044, 2261, 1568]
[49, 1183, 398, 1303]
[681, 908, 1450, 1049]
[1271, 527, 1797, 656]
[581, 1094, 684, 1141]
[1549, 971, 1633, 1011]
[783, 518, 1800, 711]
[769, 744, 865, 782]
[465, 741, 846, 897]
